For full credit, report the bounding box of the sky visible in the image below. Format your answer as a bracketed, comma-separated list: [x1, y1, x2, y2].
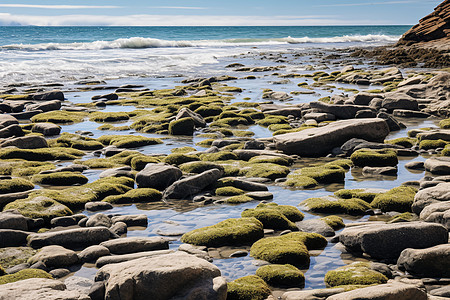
[0, 0, 441, 26]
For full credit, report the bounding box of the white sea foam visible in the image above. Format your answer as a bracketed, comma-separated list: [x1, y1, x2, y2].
[1, 34, 400, 51]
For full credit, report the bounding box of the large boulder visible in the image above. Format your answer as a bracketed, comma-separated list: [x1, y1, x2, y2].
[0, 278, 90, 300]
[339, 222, 448, 259]
[0, 114, 19, 128]
[100, 237, 169, 254]
[163, 168, 223, 199]
[274, 118, 389, 156]
[28, 227, 111, 249]
[0, 210, 28, 230]
[397, 244, 450, 278]
[0, 124, 24, 138]
[326, 282, 427, 300]
[25, 100, 62, 112]
[0, 229, 29, 247]
[381, 93, 419, 111]
[32, 90, 64, 101]
[136, 164, 182, 190]
[95, 252, 227, 300]
[424, 157, 450, 175]
[0, 135, 48, 149]
[412, 182, 450, 214]
[309, 101, 375, 119]
[28, 245, 80, 268]
[31, 123, 61, 136]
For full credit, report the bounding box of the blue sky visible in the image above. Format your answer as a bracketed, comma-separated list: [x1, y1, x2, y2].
[0, 0, 441, 26]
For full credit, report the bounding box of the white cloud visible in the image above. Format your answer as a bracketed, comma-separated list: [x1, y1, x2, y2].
[0, 4, 121, 9]
[0, 13, 394, 26]
[147, 6, 208, 10]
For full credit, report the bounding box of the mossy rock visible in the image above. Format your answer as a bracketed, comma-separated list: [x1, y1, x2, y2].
[439, 118, 450, 129]
[256, 264, 305, 288]
[77, 158, 122, 169]
[227, 275, 271, 300]
[215, 186, 244, 196]
[0, 266, 4, 276]
[103, 188, 162, 204]
[300, 165, 345, 183]
[171, 146, 196, 154]
[324, 262, 388, 287]
[0, 148, 84, 161]
[370, 186, 417, 212]
[49, 133, 104, 150]
[284, 174, 318, 189]
[130, 156, 161, 170]
[250, 232, 327, 268]
[301, 197, 371, 215]
[256, 203, 304, 222]
[257, 116, 288, 127]
[385, 137, 417, 148]
[268, 124, 292, 132]
[0, 160, 55, 177]
[168, 117, 195, 136]
[97, 124, 131, 131]
[419, 139, 448, 150]
[163, 153, 199, 166]
[387, 212, 419, 223]
[31, 172, 88, 186]
[194, 105, 223, 117]
[442, 144, 450, 156]
[0, 269, 52, 285]
[200, 151, 238, 162]
[31, 111, 87, 124]
[89, 111, 129, 122]
[350, 149, 398, 167]
[324, 159, 353, 170]
[97, 135, 162, 148]
[0, 247, 37, 269]
[179, 161, 224, 174]
[4, 196, 73, 222]
[248, 155, 291, 166]
[321, 215, 345, 230]
[0, 178, 34, 194]
[242, 163, 289, 181]
[223, 195, 255, 204]
[242, 208, 298, 231]
[334, 188, 384, 203]
[181, 217, 264, 247]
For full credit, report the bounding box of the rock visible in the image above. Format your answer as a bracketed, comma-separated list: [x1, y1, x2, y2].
[222, 178, 268, 191]
[28, 245, 80, 268]
[99, 166, 134, 179]
[109, 221, 127, 235]
[28, 227, 111, 249]
[262, 91, 292, 101]
[40, 164, 88, 174]
[264, 108, 303, 117]
[412, 182, 450, 214]
[0, 114, 19, 128]
[33, 90, 64, 101]
[135, 164, 182, 190]
[303, 112, 336, 122]
[0, 190, 33, 207]
[243, 140, 265, 150]
[91, 93, 118, 101]
[95, 250, 174, 268]
[78, 245, 110, 263]
[393, 109, 430, 118]
[274, 118, 389, 156]
[246, 191, 273, 200]
[95, 252, 226, 300]
[339, 222, 448, 259]
[86, 213, 112, 228]
[326, 282, 427, 300]
[309, 101, 375, 119]
[0, 124, 24, 138]
[355, 109, 377, 118]
[64, 276, 94, 296]
[50, 215, 84, 227]
[424, 157, 450, 174]
[163, 168, 223, 199]
[0, 278, 90, 300]
[431, 286, 450, 297]
[405, 161, 424, 170]
[0, 135, 48, 149]
[0, 229, 29, 247]
[350, 92, 379, 106]
[233, 149, 292, 161]
[282, 288, 345, 300]
[176, 107, 206, 127]
[295, 219, 335, 237]
[84, 202, 113, 212]
[111, 214, 148, 227]
[397, 244, 450, 277]
[25, 100, 61, 112]
[10, 110, 44, 119]
[31, 122, 61, 136]
[0, 210, 28, 230]
[377, 112, 402, 131]
[362, 166, 398, 176]
[417, 129, 450, 141]
[100, 237, 169, 255]
[169, 117, 195, 135]
[382, 93, 419, 111]
[49, 268, 70, 278]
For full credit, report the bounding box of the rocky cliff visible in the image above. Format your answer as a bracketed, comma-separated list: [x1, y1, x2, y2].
[397, 0, 450, 49]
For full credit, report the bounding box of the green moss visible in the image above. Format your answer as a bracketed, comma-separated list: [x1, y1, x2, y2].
[163, 153, 199, 166]
[370, 186, 417, 212]
[256, 203, 304, 222]
[242, 208, 298, 231]
[385, 137, 417, 148]
[0, 269, 52, 285]
[50, 133, 104, 150]
[103, 188, 162, 204]
[211, 117, 249, 127]
[350, 149, 398, 167]
[442, 144, 450, 156]
[257, 116, 288, 127]
[324, 263, 388, 287]
[77, 158, 122, 169]
[324, 159, 353, 170]
[31, 111, 87, 124]
[196, 139, 215, 148]
[89, 111, 129, 122]
[4, 196, 73, 222]
[248, 155, 291, 166]
[181, 217, 264, 247]
[300, 165, 345, 183]
[301, 197, 371, 215]
[321, 216, 345, 230]
[130, 156, 161, 170]
[179, 161, 224, 174]
[215, 186, 244, 196]
[0, 148, 84, 161]
[200, 151, 238, 162]
[0, 178, 34, 194]
[250, 232, 327, 268]
[194, 105, 223, 117]
[334, 189, 382, 203]
[224, 195, 255, 204]
[0, 160, 55, 177]
[242, 163, 289, 181]
[31, 172, 88, 186]
[419, 139, 448, 150]
[0, 247, 37, 269]
[97, 135, 162, 148]
[268, 124, 292, 132]
[171, 146, 196, 154]
[256, 264, 305, 288]
[232, 130, 255, 137]
[388, 212, 419, 223]
[439, 118, 450, 129]
[227, 275, 272, 300]
[97, 124, 131, 131]
[169, 117, 195, 136]
[284, 174, 318, 189]
[221, 143, 244, 151]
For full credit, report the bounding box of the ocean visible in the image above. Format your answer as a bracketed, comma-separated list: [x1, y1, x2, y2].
[0, 25, 410, 86]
